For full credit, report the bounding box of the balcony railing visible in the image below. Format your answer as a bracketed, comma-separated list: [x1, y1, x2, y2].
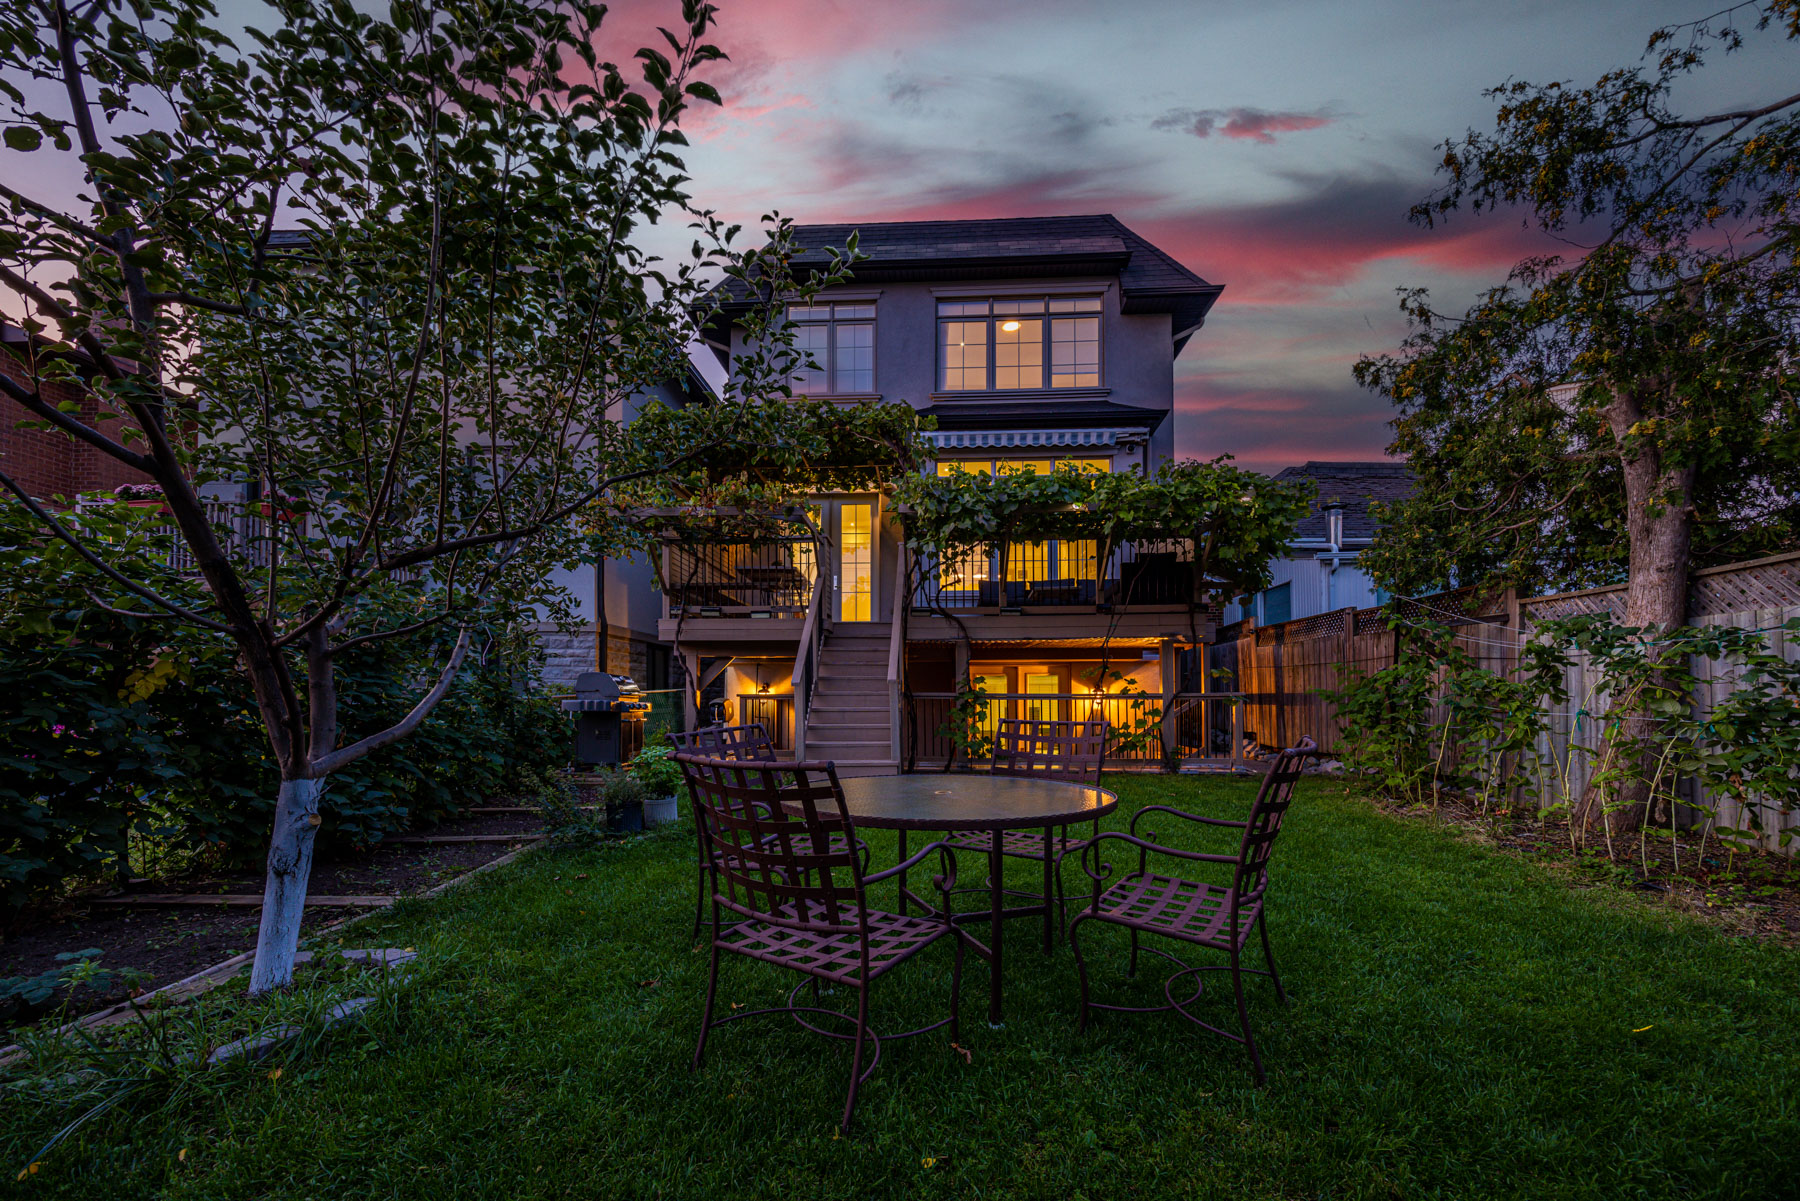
[903, 690, 1249, 769]
[664, 539, 819, 617]
[914, 539, 1195, 611]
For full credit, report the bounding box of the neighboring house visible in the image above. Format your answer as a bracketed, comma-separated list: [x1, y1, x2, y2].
[679, 214, 1225, 775]
[1221, 461, 1414, 626]
[537, 365, 716, 691]
[1, 325, 156, 501]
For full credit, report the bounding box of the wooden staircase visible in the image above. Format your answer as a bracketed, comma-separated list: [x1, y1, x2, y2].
[800, 623, 897, 778]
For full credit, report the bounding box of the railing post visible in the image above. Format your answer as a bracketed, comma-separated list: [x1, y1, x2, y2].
[1159, 636, 1177, 765]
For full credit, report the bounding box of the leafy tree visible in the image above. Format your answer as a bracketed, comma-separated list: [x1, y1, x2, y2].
[0, 0, 826, 991]
[1355, 3, 1800, 830]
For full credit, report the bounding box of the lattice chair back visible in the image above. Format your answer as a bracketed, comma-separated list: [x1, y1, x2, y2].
[668, 723, 777, 762]
[1232, 736, 1320, 900]
[677, 754, 868, 938]
[990, 718, 1107, 785]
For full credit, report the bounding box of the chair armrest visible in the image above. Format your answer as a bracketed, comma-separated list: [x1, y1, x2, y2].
[1129, 804, 1248, 838]
[866, 839, 959, 906]
[1078, 829, 1236, 881]
[865, 839, 956, 885]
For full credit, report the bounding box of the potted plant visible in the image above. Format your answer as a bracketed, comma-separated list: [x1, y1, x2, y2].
[600, 769, 647, 833]
[113, 482, 167, 513]
[628, 742, 684, 827]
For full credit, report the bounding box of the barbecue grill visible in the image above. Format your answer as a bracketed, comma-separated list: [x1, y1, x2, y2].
[563, 672, 651, 766]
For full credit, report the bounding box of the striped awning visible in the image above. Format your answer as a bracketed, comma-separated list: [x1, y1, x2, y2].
[924, 428, 1141, 450]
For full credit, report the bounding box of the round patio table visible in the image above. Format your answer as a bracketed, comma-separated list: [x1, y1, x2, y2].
[836, 773, 1117, 1025]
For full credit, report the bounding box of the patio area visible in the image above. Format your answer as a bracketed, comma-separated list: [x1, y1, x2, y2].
[7, 773, 1798, 1199]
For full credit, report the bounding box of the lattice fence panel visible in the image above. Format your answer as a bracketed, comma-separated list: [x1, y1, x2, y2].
[1690, 551, 1800, 618]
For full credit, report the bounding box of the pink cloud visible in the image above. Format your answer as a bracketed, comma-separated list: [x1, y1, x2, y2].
[1152, 106, 1335, 144]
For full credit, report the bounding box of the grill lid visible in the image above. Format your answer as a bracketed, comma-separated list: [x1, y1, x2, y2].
[574, 672, 642, 698]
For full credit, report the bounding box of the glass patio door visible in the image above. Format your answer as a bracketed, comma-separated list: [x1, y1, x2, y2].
[837, 502, 874, 622]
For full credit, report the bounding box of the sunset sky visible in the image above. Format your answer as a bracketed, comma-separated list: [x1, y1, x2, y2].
[643, 0, 1794, 472]
[5, 1, 1792, 474]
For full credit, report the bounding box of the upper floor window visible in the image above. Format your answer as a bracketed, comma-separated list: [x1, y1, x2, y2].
[788, 302, 875, 394]
[937, 296, 1102, 392]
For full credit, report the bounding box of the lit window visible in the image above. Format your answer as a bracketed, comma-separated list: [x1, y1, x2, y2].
[940, 321, 988, 391]
[786, 303, 876, 395]
[937, 296, 1102, 391]
[996, 459, 1051, 475]
[1050, 316, 1100, 387]
[1058, 540, 1098, 580]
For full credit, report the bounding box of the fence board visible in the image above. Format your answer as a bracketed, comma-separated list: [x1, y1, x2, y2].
[1203, 558, 1799, 855]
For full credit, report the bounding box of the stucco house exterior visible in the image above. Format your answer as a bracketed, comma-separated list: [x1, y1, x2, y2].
[670, 215, 1229, 775]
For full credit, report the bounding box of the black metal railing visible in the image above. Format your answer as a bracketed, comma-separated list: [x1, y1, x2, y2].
[905, 690, 1248, 768]
[665, 539, 818, 615]
[913, 539, 1195, 611]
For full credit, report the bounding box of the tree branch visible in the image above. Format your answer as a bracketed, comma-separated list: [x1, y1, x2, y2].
[142, 290, 248, 315]
[0, 368, 155, 472]
[0, 469, 231, 631]
[309, 627, 471, 775]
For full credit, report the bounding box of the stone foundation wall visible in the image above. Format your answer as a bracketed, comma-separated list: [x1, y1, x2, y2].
[534, 624, 654, 689]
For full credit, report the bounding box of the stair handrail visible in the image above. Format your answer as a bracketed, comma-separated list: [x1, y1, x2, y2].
[886, 544, 907, 762]
[886, 547, 906, 685]
[790, 572, 828, 759]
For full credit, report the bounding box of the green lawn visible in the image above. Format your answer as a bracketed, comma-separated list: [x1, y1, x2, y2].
[8, 775, 1800, 1199]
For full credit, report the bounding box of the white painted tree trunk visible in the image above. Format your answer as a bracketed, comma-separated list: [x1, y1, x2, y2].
[248, 776, 324, 996]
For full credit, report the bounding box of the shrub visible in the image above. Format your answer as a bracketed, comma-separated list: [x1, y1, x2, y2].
[0, 503, 571, 911]
[627, 742, 682, 798]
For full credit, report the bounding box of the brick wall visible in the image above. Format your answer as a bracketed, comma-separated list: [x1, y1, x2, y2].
[1, 346, 153, 501]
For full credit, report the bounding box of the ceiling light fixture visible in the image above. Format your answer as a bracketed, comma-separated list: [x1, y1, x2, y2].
[1001, 320, 1021, 332]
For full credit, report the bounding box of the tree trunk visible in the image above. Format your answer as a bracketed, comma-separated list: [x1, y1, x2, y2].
[1574, 382, 1696, 836]
[248, 776, 325, 995]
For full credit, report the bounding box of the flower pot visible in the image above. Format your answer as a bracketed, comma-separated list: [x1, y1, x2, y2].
[607, 798, 644, 834]
[643, 794, 680, 828]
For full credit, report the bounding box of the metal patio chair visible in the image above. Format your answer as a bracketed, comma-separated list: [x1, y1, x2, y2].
[940, 718, 1108, 952]
[670, 724, 870, 939]
[678, 753, 965, 1131]
[1069, 736, 1321, 1085]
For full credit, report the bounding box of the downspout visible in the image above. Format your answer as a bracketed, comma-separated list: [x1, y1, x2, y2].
[1320, 503, 1344, 611]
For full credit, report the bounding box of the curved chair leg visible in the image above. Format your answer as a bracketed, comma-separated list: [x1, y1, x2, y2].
[949, 932, 964, 1043]
[842, 981, 872, 1131]
[1258, 913, 1287, 1006]
[692, 941, 722, 1071]
[1230, 944, 1265, 1087]
[1069, 914, 1094, 1031]
[1041, 837, 1055, 954]
[691, 824, 708, 942]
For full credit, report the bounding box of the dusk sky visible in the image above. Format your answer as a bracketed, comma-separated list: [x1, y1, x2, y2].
[634, 0, 1795, 473]
[6, 1, 1792, 475]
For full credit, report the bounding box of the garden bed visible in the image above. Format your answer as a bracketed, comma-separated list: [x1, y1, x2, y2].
[1359, 787, 1800, 941]
[1, 811, 544, 1028]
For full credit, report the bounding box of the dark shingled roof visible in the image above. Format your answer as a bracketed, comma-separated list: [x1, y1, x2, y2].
[1273, 461, 1414, 541]
[921, 398, 1167, 433]
[704, 215, 1222, 350]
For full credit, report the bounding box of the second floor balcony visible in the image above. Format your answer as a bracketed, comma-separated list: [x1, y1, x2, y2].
[915, 537, 1198, 612]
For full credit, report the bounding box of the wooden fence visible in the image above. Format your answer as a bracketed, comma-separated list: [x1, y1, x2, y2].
[1205, 550, 1800, 852]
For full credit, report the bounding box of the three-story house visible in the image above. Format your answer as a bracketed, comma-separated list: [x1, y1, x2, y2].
[674, 215, 1227, 775]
